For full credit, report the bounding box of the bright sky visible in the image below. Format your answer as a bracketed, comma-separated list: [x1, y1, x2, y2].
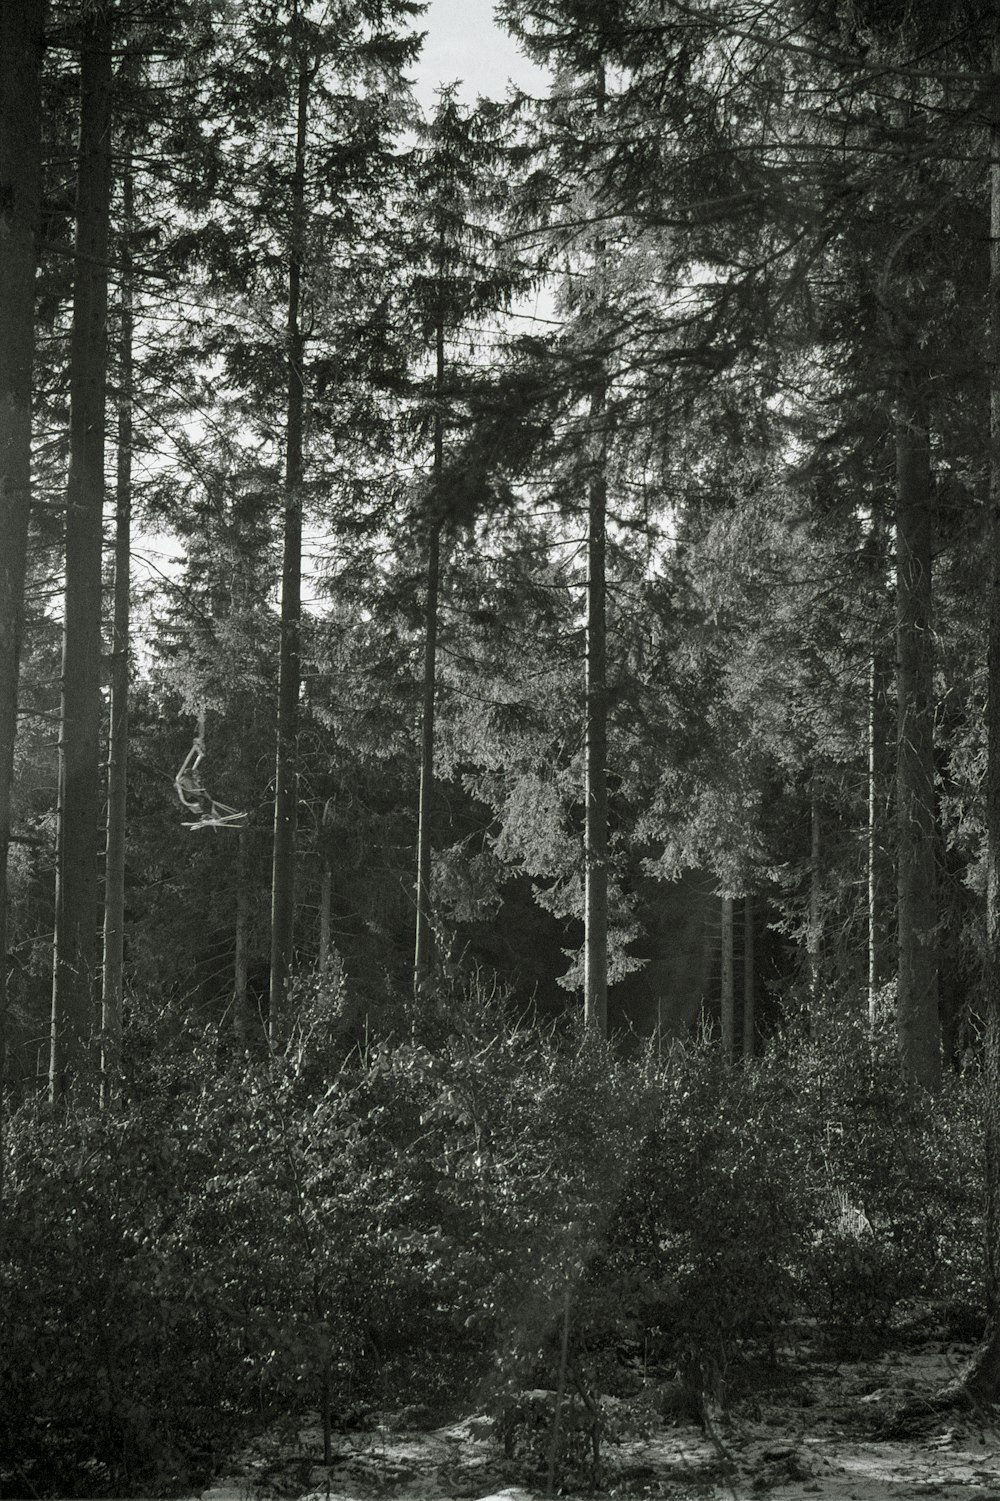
[409, 0, 545, 110]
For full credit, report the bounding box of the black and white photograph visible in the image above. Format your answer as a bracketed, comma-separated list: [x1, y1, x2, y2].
[3, 2, 1000, 1498]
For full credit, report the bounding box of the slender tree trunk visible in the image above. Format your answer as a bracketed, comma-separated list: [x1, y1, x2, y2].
[413, 500, 441, 995]
[268, 45, 308, 1046]
[583, 65, 609, 1038]
[51, 1, 113, 1104]
[742, 894, 755, 1058]
[868, 649, 879, 1025]
[234, 827, 252, 1047]
[413, 269, 446, 996]
[807, 779, 822, 1003]
[413, 520, 440, 993]
[720, 895, 734, 1059]
[867, 626, 892, 1026]
[584, 373, 609, 1036]
[0, 0, 44, 1157]
[895, 379, 941, 1089]
[101, 159, 133, 1105]
[319, 857, 332, 973]
[867, 557, 892, 1028]
[961, 36, 1000, 1399]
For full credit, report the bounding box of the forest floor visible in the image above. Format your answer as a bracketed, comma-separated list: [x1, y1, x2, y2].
[197, 1327, 1000, 1501]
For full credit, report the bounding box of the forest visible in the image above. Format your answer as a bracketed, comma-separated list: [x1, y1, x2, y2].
[3, 0, 1000, 1496]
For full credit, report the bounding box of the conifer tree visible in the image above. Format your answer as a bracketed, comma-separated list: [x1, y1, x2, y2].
[179, 0, 421, 1040]
[402, 90, 519, 997]
[496, 2, 744, 1028]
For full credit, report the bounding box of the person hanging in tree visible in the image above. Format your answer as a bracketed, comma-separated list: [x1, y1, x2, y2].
[175, 737, 214, 818]
[175, 730, 246, 828]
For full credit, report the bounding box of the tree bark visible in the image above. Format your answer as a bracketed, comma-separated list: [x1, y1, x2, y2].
[742, 894, 755, 1058]
[268, 42, 308, 1046]
[0, 0, 44, 1149]
[101, 156, 133, 1105]
[234, 827, 252, 1047]
[720, 895, 734, 1059]
[584, 373, 608, 1037]
[583, 63, 610, 1038]
[413, 507, 441, 996]
[895, 379, 941, 1090]
[807, 779, 822, 1003]
[868, 649, 878, 1027]
[319, 856, 332, 974]
[51, 0, 113, 1104]
[960, 32, 1000, 1400]
[413, 233, 446, 997]
[868, 627, 889, 1024]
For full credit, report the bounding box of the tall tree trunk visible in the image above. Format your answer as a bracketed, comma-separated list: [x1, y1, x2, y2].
[720, 895, 734, 1059]
[0, 0, 44, 1156]
[583, 65, 609, 1038]
[319, 856, 332, 974]
[234, 827, 252, 1047]
[961, 31, 1000, 1399]
[413, 247, 446, 997]
[868, 648, 879, 1024]
[268, 44, 308, 1046]
[101, 157, 133, 1105]
[866, 617, 893, 1027]
[807, 779, 822, 1003]
[413, 400, 442, 995]
[895, 379, 941, 1089]
[584, 373, 608, 1036]
[742, 894, 755, 1058]
[51, 1, 113, 1104]
[413, 519, 440, 994]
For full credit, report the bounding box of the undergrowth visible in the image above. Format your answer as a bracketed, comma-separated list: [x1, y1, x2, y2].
[0, 989, 985, 1495]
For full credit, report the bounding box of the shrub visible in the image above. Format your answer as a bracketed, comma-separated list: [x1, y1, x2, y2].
[0, 1091, 268, 1495]
[789, 1017, 985, 1350]
[0, 995, 986, 1495]
[601, 1043, 813, 1391]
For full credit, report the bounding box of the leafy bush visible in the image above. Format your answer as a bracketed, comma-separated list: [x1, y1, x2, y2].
[0, 1091, 267, 1495]
[790, 1016, 985, 1351]
[600, 1044, 813, 1394]
[0, 995, 986, 1495]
